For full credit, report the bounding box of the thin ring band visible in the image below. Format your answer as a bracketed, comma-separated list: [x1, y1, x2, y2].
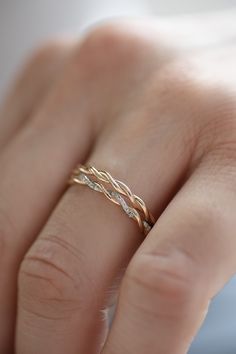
[69, 164, 155, 236]
[80, 165, 155, 225]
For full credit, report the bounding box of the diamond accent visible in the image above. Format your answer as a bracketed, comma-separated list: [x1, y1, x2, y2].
[143, 220, 151, 232]
[77, 172, 152, 233]
[78, 173, 102, 192]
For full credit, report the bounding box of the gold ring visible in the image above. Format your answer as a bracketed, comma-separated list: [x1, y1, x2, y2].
[69, 164, 155, 236]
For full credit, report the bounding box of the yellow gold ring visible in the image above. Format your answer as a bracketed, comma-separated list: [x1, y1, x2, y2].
[69, 164, 155, 236]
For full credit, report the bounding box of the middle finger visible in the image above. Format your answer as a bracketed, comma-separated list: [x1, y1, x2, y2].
[0, 40, 98, 352]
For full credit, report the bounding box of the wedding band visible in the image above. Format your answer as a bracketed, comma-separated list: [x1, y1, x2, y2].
[69, 164, 155, 236]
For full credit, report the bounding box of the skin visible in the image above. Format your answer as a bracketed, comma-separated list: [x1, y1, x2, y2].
[1, 9, 236, 354]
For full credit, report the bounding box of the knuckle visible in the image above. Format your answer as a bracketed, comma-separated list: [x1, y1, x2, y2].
[26, 40, 66, 69]
[152, 62, 198, 101]
[18, 235, 94, 319]
[152, 64, 212, 127]
[150, 62, 236, 163]
[138, 63, 202, 143]
[153, 61, 230, 121]
[17, 40, 68, 86]
[73, 21, 153, 76]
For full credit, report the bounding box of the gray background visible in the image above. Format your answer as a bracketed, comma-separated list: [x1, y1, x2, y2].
[0, 1, 236, 353]
[1, 0, 236, 97]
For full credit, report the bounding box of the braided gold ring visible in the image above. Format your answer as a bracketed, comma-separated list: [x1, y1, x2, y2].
[69, 164, 155, 236]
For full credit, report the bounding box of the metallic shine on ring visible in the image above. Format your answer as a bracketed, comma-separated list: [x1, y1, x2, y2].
[69, 164, 155, 236]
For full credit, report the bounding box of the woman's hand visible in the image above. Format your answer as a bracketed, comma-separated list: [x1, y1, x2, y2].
[1, 13, 236, 354]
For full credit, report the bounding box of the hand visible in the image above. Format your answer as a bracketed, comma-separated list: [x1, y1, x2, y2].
[1, 12, 236, 354]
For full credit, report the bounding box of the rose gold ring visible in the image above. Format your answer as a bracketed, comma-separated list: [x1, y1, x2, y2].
[69, 164, 155, 236]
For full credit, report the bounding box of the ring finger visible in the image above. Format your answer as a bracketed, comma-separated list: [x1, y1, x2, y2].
[16, 79, 195, 354]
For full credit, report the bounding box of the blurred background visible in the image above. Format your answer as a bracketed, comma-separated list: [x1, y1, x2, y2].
[1, 0, 236, 97]
[0, 1, 236, 353]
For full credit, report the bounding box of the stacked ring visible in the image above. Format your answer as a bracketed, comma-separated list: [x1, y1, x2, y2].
[69, 165, 155, 236]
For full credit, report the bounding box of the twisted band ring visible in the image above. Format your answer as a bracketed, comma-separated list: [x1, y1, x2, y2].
[69, 165, 155, 236]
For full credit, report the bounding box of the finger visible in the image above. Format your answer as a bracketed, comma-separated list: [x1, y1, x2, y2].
[0, 39, 72, 149]
[16, 49, 196, 354]
[0, 40, 100, 352]
[16, 158, 185, 354]
[102, 154, 236, 354]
